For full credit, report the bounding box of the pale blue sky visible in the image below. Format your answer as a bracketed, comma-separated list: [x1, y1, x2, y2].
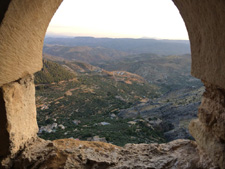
[46, 0, 189, 40]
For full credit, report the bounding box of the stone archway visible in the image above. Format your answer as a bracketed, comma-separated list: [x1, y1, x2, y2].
[174, 1, 225, 167]
[0, 0, 62, 158]
[0, 0, 225, 168]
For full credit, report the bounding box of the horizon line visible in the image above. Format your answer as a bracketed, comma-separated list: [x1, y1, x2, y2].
[45, 34, 190, 41]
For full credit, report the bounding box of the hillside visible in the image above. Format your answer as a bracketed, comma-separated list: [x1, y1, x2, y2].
[63, 61, 147, 85]
[43, 45, 129, 64]
[34, 60, 76, 84]
[118, 86, 204, 141]
[97, 53, 202, 92]
[35, 52, 203, 146]
[35, 60, 163, 146]
[44, 37, 190, 56]
[62, 60, 103, 73]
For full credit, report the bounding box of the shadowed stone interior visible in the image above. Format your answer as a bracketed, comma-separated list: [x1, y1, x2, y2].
[0, 89, 10, 157]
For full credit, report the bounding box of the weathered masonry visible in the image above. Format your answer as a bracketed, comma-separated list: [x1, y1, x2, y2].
[0, 0, 225, 168]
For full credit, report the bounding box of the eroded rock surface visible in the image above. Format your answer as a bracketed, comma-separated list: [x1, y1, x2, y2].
[189, 82, 225, 169]
[0, 75, 38, 157]
[0, 138, 216, 169]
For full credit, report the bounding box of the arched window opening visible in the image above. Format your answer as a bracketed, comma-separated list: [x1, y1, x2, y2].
[35, 0, 203, 147]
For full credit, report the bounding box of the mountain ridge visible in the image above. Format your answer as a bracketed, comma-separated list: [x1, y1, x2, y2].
[43, 45, 129, 64]
[44, 37, 190, 56]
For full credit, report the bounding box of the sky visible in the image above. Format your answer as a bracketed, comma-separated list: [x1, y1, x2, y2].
[46, 0, 189, 40]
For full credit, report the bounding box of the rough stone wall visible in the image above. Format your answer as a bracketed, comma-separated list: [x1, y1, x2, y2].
[172, 1, 225, 168]
[0, 0, 62, 161]
[0, 75, 38, 158]
[173, 0, 225, 89]
[0, 0, 62, 87]
[189, 82, 225, 169]
[0, 89, 10, 157]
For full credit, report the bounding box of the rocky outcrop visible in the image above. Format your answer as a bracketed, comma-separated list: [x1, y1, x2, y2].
[189, 82, 225, 169]
[0, 75, 38, 158]
[173, 1, 225, 166]
[0, 138, 216, 169]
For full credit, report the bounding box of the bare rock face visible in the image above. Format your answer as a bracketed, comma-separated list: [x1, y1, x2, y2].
[3, 138, 215, 169]
[190, 119, 225, 169]
[189, 81, 225, 169]
[0, 75, 38, 158]
[198, 82, 225, 140]
[173, 0, 225, 89]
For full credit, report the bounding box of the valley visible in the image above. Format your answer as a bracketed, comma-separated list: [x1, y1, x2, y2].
[36, 60, 163, 146]
[36, 37, 203, 146]
[97, 53, 202, 92]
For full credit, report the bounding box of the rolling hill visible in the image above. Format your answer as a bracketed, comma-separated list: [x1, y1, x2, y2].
[35, 52, 204, 146]
[97, 53, 202, 92]
[35, 59, 163, 146]
[44, 37, 190, 56]
[34, 60, 76, 84]
[43, 45, 129, 64]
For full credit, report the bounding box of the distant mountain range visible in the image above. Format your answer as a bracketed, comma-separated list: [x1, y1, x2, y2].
[42, 48, 201, 93]
[44, 37, 190, 56]
[43, 45, 129, 64]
